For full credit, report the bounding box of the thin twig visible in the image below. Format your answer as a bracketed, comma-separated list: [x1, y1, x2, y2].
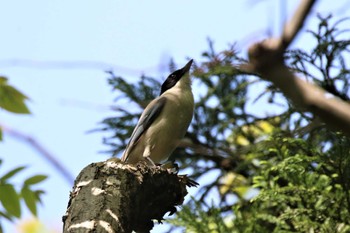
[0, 58, 163, 76]
[0, 123, 74, 185]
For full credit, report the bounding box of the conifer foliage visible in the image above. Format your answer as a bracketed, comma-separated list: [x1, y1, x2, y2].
[101, 15, 350, 232]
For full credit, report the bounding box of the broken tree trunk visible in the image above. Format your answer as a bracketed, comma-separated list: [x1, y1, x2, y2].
[62, 158, 197, 233]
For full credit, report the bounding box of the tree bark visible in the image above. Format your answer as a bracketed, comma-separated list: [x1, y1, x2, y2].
[62, 158, 196, 233]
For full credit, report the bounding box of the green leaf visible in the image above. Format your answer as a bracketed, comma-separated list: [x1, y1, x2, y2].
[21, 186, 37, 216]
[0, 128, 2, 141]
[0, 166, 26, 182]
[0, 210, 14, 221]
[0, 76, 30, 114]
[24, 175, 47, 186]
[34, 190, 45, 204]
[0, 184, 21, 217]
[0, 77, 8, 85]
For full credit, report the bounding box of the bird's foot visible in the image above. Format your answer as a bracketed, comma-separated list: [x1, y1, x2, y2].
[159, 161, 179, 174]
[145, 156, 157, 167]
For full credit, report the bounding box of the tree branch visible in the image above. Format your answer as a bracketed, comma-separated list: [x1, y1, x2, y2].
[0, 123, 74, 185]
[242, 0, 350, 135]
[279, 0, 317, 50]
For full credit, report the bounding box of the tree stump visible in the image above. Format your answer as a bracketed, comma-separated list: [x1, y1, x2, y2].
[62, 158, 197, 233]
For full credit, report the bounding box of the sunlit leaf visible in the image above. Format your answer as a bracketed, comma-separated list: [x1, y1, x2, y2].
[34, 190, 45, 204]
[235, 135, 250, 146]
[0, 166, 26, 182]
[233, 186, 250, 197]
[24, 175, 47, 186]
[21, 186, 37, 216]
[0, 184, 21, 217]
[0, 210, 14, 221]
[0, 76, 30, 114]
[219, 172, 247, 195]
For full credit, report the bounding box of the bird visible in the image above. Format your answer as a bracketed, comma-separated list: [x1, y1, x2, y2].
[121, 59, 194, 166]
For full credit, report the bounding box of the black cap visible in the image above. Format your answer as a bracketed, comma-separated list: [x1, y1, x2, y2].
[160, 59, 193, 95]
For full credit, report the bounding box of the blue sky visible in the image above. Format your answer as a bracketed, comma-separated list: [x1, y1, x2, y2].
[0, 0, 349, 232]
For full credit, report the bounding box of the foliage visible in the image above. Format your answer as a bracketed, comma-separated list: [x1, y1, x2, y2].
[0, 77, 46, 232]
[232, 135, 350, 233]
[168, 198, 233, 233]
[0, 76, 30, 115]
[0, 161, 47, 232]
[0, 76, 30, 142]
[100, 15, 350, 232]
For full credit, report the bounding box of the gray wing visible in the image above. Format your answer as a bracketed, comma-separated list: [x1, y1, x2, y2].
[121, 97, 166, 162]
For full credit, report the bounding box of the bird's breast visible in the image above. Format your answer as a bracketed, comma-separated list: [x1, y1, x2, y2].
[145, 89, 194, 163]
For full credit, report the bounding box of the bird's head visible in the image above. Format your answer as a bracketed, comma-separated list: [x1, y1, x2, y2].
[160, 59, 193, 95]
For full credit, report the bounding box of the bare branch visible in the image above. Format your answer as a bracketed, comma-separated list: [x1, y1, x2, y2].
[0, 58, 163, 76]
[260, 63, 350, 134]
[279, 0, 317, 50]
[243, 0, 350, 135]
[0, 123, 74, 185]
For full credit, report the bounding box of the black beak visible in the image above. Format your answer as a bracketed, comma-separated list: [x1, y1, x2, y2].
[180, 59, 193, 76]
[160, 59, 194, 95]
